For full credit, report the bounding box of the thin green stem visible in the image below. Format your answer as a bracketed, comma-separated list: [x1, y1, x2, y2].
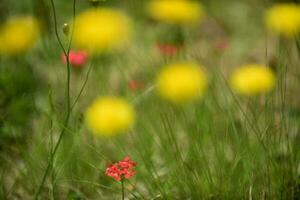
[33, 0, 76, 199]
[48, 88, 55, 199]
[296, 36, 300, 58]
[71, 62, 93, 111]
[49, 0, 67, 56]
[121, 179, 125, 200]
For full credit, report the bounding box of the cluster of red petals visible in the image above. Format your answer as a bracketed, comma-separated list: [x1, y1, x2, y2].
[157, 43, 183, 56]
[61, 50, 88, 68]
[105, 156, 137, 181]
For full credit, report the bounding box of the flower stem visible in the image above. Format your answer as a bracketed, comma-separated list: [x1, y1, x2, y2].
[121, 179, 125, 200]
[33, 0, 76, 199]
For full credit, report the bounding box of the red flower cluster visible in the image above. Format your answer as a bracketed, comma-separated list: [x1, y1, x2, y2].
[105, 156, 137, 181]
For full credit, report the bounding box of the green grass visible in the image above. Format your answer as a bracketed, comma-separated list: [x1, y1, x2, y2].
[0, 0, 300, 199]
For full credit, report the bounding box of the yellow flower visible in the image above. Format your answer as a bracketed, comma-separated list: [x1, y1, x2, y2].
[230, 64, 276, 96]
[147, 0, 204, 25]
[0, 16, 40, 55]
[156, 62, 207, 103]
[73, 8, 131, 54]
[265, 3, 300, 37]
[85, 97, 135, 136]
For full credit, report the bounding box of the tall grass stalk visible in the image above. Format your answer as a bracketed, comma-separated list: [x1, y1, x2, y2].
[34, 0, 77, 198]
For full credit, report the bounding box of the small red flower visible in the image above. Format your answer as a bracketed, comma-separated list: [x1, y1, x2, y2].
[105, 156, 137, 181]
[61, 50, 88, 68]
[214, 39, 229, 52]
[105, 163, 122, 181]
[128, 80, 144, 91]
[156, 43, 183, 56]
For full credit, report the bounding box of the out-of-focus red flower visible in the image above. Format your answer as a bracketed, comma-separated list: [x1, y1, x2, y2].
[61, 50, 88, 68]
[105, 156, 137, 181]
[214, 39, 229, 52]
[128, 80, 144, 91]
[157, 43, 183, 56]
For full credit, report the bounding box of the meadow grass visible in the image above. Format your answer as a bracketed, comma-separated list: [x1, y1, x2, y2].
[0, 0, 299, 199]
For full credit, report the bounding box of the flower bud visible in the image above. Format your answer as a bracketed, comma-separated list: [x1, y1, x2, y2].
[62, 23, 70, 36]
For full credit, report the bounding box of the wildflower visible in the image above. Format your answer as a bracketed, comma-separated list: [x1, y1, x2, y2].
[157, 43, 183, 56]
[85, 97, 135, 136]
[230, 64, 276, 96]
[265, 3, 300, 37]
[128, 80, 144, 91]
[105, 163, 122, 181]
[0, 16, 40, 55]
[105, 156, 137, 181]
[156, 62, 207, 103]
[214, 39, 229, 52]
[73, 8, 132, 54]
[147, 0, 204, 25]
[61, 50, 88, 68]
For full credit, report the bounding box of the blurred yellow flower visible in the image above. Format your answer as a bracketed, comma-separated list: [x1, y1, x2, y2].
[0, 16, 40, 55]
[85, 97, 135, 136]
[73, 8, 131, 54]
[230, 64, 276, 96]
[265, 3, 300, 37]
[156, 62, 207, 103]
[147, 0, 204, 25]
